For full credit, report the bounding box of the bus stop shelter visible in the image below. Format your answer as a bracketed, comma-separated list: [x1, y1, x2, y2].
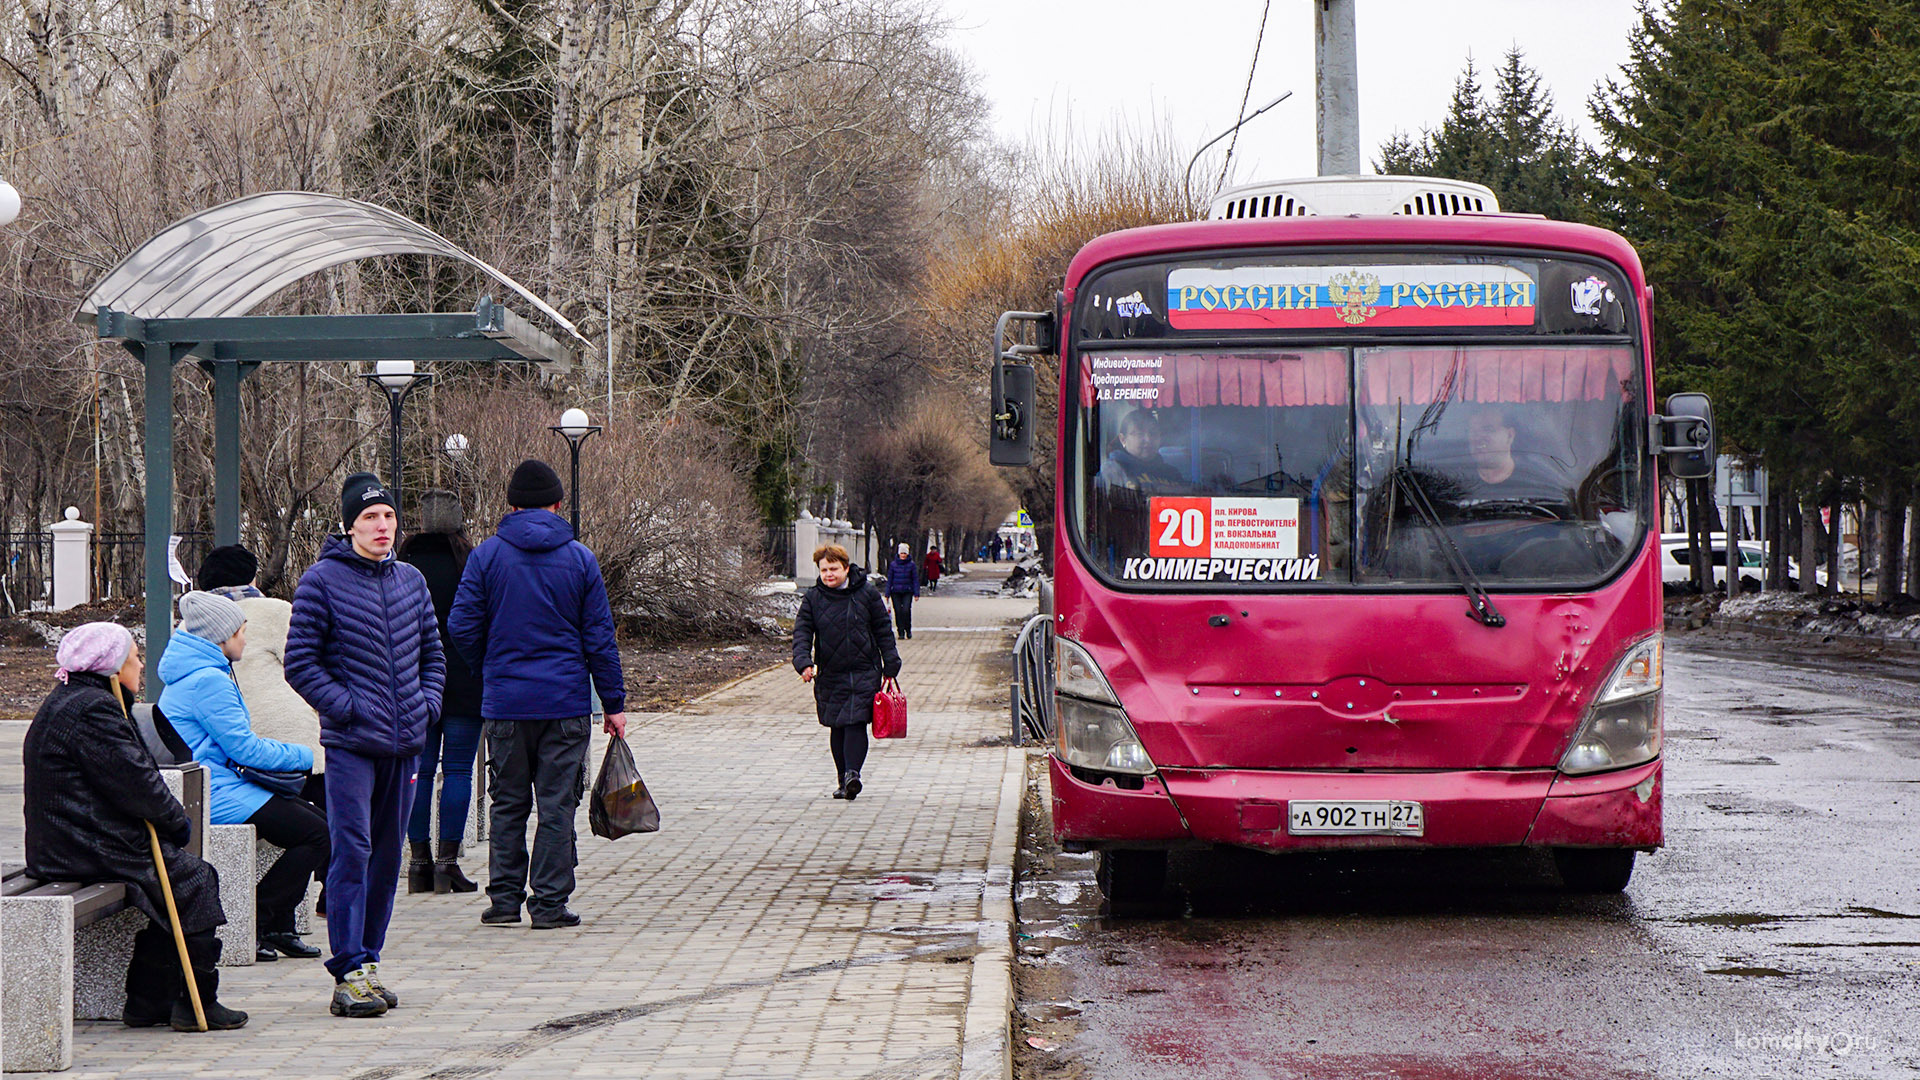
[73, 192, 588, 691]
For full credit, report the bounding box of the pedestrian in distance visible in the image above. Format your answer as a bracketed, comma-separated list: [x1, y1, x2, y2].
[159, 591, 327, 965]
[23, 622, 248, 1031]
[397, 490, 485, 895]
[286, 472, 444, 1019]
[793, 544, 902, 801]
[449, 459, 628, 932]
[885, 543, 919, 640]
[922, 547, 943, 594]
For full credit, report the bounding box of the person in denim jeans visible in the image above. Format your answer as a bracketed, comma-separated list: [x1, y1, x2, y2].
[397, 490, 485, 894]
[449, 460, 627, 930]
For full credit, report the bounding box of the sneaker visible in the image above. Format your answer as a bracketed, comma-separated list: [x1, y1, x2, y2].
[254, 941, 280, 963]
[330, 969, 388, 1018]
[171, 998, 248, 1031]
[363, 962, 399, 1009]
[480, 904, 522, 926]
[529, 908, 581, 930]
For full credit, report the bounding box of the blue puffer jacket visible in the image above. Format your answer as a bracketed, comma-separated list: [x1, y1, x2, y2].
[448, 508, 627, 721]
[884, 556, 919, 596]
[157, 630, 314, 824]
[285, 535, 445, 759]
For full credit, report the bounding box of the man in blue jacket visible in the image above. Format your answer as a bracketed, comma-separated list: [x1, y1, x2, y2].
[884, 543, 919, 640]
[450, 459, 627, 931]
[286, 473, 443, 1018]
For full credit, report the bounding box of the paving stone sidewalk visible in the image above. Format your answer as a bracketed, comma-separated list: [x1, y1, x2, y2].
[8, 572, 1034, 1079]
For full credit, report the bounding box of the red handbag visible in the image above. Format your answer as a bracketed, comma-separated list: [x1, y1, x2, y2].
[872, 677, 907, 739]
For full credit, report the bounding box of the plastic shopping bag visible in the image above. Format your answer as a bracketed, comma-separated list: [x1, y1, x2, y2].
[872, 677, 907, 739]
[589, 735, 661, 839]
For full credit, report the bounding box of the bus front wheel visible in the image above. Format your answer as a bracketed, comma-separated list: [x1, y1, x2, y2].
[1096, 849, 1168, 908]
[1554, 848, 1635, 893]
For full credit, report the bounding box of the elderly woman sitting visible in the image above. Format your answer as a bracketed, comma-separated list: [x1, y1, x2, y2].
[22, 622, 247, 1031]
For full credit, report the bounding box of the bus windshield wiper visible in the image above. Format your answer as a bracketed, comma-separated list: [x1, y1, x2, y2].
[1390, 465, 1506, 628]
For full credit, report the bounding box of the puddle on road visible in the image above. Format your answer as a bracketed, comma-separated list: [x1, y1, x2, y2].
[1704, 964, 1794, 977]
[1678, 912, 1791, 928]
[1847, 905, 1920, 919]
[849, 870, 988, 905]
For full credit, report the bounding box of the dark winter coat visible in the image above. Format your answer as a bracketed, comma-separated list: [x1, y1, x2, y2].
[22, 672, 226, 934]
[792, 565, 902, 727]
[284, 535, 445, 759]
[448, 508, 627, 720]
[885, 556, 919, 597]
[399, 532, 484, 718]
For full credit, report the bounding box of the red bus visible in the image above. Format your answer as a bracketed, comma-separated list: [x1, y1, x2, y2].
[990, 176, 1715, 904]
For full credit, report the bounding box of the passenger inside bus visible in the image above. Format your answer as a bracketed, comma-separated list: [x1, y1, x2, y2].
[1094, 408, 1185, 491]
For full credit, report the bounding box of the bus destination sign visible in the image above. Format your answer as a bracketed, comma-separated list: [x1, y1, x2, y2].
[1123, 496, 1321, 582]
[1166, 264, 1538, 330]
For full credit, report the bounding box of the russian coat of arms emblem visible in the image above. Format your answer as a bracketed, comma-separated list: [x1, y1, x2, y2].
[1326, 271, 1382, 325]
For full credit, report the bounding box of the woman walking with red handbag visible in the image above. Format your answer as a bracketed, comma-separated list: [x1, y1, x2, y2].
[793, 545, 902, 800]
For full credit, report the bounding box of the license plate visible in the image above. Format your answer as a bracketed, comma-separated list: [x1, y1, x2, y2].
[1287, 800, 1425, 836]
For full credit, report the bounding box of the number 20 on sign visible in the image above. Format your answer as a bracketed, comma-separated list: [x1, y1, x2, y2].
[1150, 497, 1212, 557]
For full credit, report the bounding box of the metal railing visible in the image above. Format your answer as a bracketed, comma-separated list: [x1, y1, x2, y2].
[92, 531, 214, 602]
[1011, 611, 1055, 744]
[0, 532, 52, 615]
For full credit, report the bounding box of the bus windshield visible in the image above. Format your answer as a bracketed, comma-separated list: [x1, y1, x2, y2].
[1071, 344, 1645, 589]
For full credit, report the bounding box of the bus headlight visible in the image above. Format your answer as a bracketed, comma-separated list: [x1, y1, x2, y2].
[1054, 638, 1156, 776]
[1559, 635, 1663, 776]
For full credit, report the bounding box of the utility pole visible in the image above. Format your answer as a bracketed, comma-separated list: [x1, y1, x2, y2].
[1315, 0, 1360, 175]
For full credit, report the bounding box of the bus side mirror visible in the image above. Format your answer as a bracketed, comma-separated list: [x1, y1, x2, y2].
[1656, 392, 1715, 480]
[990, 362, 1035, 467]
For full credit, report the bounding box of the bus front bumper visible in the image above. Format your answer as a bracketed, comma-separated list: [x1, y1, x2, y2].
[1050, 755, 1662, 852]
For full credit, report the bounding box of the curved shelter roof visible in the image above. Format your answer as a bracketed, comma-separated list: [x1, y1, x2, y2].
[75, 191, 587, 359]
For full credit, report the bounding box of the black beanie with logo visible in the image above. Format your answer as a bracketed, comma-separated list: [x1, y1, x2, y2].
[341, 472, 395, 530]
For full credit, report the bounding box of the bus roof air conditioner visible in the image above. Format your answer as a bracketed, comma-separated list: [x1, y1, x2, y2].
[1206, 175, 1499, 220]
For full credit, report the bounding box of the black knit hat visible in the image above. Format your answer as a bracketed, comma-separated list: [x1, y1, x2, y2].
[506, 459, 564, 509]
[196, 544, 258, 590]
[341, 472, 395, 530]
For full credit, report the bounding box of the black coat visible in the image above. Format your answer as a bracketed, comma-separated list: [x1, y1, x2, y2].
[22, 672, 226, 934]
[399, 532, 484, 718]
[792, 565, 902, 727]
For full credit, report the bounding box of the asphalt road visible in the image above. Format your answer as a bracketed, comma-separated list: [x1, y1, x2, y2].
[1013, 629, 1920, 1079]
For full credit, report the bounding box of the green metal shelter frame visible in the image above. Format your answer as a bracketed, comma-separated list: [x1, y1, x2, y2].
[74, 192, 587, 693]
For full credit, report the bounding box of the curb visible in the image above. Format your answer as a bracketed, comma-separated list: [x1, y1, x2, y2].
[958, 745, 1023, 1080]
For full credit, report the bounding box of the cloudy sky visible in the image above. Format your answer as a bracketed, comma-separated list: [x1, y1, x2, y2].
[938, 0, 1644, 189]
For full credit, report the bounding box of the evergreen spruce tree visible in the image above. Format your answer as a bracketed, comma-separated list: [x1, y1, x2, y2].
[1376, 48, 1598, 222]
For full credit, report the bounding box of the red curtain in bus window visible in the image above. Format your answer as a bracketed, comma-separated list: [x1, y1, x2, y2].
[1359, 347, 1634, 406]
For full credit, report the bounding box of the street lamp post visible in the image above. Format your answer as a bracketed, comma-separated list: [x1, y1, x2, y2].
[359, 359, 432, 527]
[548, 408, 601, 537]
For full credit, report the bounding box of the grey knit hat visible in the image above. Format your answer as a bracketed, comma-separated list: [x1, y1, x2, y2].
[417, 489, 464, 535]
[177, 590, 247, 644]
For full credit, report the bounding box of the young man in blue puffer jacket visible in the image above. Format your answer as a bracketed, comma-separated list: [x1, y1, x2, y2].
[159, 590, 326, 965]
[285, 473, 443, 1019]
[449, 459, 627, 931]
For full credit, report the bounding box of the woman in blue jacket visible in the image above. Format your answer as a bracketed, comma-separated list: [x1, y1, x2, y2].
[158, 591, 326, 965]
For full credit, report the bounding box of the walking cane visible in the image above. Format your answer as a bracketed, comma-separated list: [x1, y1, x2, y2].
[144, 821, 208, 1032]
[111, 678, 208, 1032]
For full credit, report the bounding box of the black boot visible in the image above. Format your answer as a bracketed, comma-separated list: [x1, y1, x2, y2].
[434, 840, 479, 893]
[407, 840, 434, 894]
[842, 770, 863, 801]
[170, 947, 247, 1031]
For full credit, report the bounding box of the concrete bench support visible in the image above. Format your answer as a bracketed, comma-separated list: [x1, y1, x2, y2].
[1, 897, 76, 1072]
[207, 824, 255, 967]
